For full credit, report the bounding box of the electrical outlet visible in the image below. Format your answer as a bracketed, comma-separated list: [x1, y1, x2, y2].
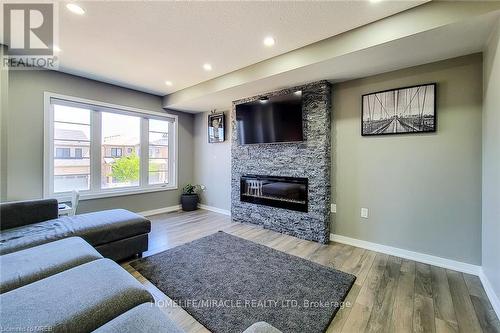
[361, 208, 369, 219]
[331, 204, 337, 213]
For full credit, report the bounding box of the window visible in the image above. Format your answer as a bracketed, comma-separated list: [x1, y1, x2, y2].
[53, 104, 91, 192]
[110, 148, 122, 158]
[148, 119, 169, 185]
[55, 148, 71, 158]
[102, 112, 140, 189]
[44, 93, 178, 200]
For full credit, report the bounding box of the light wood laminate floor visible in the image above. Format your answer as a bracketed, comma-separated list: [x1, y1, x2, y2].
[123, 209, 500, 333]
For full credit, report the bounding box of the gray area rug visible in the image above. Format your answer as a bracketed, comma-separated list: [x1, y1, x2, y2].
[130, 231, 355, 333]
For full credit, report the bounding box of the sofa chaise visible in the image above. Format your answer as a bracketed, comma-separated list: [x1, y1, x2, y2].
[0, 199, 150, 261]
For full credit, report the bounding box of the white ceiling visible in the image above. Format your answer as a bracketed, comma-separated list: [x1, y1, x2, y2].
[166, 11, 499, 112]
[50, 0, 426, 96]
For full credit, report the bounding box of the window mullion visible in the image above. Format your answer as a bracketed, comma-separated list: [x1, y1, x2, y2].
[44, 102, 55, 197]
[169, 121, 176, 187]
[91, 110, 102, 192]
[140, 118, 149, 188]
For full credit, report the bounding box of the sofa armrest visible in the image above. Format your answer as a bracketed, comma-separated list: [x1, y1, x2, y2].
[0, 199, 59, 230]
[243, 322, 282, 333]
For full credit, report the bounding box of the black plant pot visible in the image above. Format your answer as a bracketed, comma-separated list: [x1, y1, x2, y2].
[181, 194, 199, 211]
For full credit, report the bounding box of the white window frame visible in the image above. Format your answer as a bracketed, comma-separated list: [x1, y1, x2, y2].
[43, 92, 178, 201]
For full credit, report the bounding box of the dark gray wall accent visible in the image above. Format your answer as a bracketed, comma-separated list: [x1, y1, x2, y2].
[231, 81, 332, 243]
[6, 70, 194, 214]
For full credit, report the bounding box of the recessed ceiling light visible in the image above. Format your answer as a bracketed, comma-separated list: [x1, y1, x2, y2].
[259, 97, 269, 104]
[66, 3, 85, 15]
[203, 63, 212, 71]
[53, 46, 61, 53]
[263, 36, 275, 47]
[165, 81, 173, 87]
[370, 0, 382, 3]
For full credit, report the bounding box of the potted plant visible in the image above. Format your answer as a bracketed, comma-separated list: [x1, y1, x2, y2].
[181, 184, 205, 211]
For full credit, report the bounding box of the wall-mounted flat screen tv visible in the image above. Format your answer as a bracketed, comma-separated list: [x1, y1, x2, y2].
[236, 91, 303, 145]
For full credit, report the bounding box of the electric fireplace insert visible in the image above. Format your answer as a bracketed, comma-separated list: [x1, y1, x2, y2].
[240, 175, 308, 212]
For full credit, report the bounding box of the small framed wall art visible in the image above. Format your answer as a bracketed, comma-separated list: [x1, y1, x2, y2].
[208, 112, 225, 143]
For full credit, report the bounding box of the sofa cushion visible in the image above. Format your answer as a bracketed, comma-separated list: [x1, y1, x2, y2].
[92, 303, 184, 333]
[0, 237, 102, 293]
[0, 209, 151, 255]
[0, 258, 153, 333]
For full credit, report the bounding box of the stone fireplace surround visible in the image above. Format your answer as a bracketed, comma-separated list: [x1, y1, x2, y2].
[231, 81, 332, 244]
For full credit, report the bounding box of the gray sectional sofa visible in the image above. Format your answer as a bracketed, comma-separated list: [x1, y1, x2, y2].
[0, 199, 282, 333]
[0, 237, 184, 332]
[0, 199, 169, 331]
[0, 199, 150, 260]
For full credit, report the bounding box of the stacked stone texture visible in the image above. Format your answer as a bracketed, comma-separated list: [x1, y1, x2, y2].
[231, 81, 332, 244]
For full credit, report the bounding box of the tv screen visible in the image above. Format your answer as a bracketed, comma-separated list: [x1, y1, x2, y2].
[236, 91, 303, 145]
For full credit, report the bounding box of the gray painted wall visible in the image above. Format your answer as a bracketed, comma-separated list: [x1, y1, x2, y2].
[193, 110, 231, 211]
[6, 70, 194, 214]
[332, 54, 483, 265]
[483, 21, 500, 299]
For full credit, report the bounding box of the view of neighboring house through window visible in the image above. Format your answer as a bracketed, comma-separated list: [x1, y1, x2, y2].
[148, 119, 169, 185]
[102, 112, 140, 189]
[53, 105, 91, 193]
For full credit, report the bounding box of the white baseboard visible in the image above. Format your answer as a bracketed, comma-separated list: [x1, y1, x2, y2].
[198, 204, 231, 216]
[139, 205, 181, 216]
[330, 234, 481, 276]
[479, 269, 500, 320]
[139, 204, 230, 217]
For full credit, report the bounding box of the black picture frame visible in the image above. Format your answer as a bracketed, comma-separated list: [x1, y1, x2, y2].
[361, 83, 437, 136]
[208, 113, 225, 143]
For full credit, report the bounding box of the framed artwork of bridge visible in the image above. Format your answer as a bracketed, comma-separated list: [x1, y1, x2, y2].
[361, 83, 436, 136]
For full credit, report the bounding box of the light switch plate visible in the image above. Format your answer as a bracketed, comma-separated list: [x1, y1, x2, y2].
[331, 204, 337, 213]
[361, 208, 369, 219]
